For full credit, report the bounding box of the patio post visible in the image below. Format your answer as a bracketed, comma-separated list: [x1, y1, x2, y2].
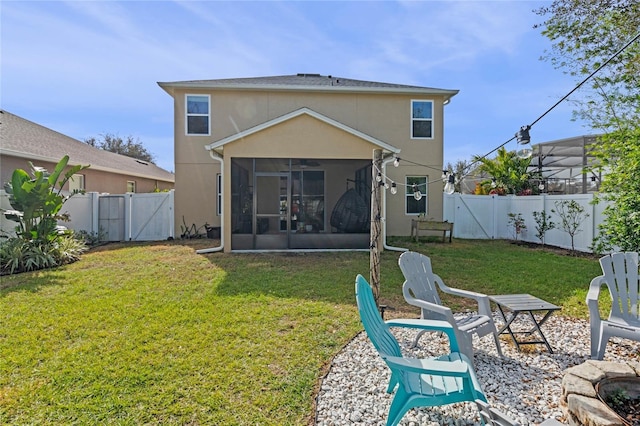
[370, 149, 383, 307]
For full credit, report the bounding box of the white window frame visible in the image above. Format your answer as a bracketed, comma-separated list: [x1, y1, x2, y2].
[411, 99, 434, 139]
[126, 181, 136, 193]
[217, 173, 222, 216]
[405, 176, 428, 215]
[185, 94, 211, 136]
[69, 173, 85, 193]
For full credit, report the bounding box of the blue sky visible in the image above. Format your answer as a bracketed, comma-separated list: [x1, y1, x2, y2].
[1, 0, 591, 173]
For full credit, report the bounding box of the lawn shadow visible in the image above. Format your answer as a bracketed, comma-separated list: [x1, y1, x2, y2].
[202, 251, 369, 306]
[0, 269, 66, 296]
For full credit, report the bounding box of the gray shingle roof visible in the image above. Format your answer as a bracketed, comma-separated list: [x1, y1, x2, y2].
[158, 73, 458, 98]
[0, 110, 174, 182]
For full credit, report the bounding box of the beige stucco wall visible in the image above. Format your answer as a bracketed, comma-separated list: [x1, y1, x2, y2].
[222, 114, 381, 159]
[174, 162, 220, 231]
[168, 87, 449, 249]
[1, 156, 174, 194]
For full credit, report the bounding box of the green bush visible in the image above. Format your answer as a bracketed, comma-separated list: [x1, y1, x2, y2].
[0, 234, 87, 275]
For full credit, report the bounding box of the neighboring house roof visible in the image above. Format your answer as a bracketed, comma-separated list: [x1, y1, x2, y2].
[0, 110, 175, 182]
[204, 107, 401, 154]
[158, 73, 459, 100]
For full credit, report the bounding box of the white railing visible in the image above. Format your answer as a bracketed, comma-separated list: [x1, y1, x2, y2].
[443, 193, 609, 253]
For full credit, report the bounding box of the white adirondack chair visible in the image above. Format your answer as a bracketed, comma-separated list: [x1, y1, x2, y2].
[586, 252, 640, 360]
[398, 251, 503, 360]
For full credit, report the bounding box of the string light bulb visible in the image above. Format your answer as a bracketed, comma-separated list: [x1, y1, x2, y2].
[516, 125, 533, 159]
[376, 172, 382, 182]
[443, 174, 455, 195]
[412, 184, 422, 200]
[390, 182, 397, 195]
[393, 157, 400, 167]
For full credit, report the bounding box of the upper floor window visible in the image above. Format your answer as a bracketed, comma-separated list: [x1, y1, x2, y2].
[411, 100, 433, 139]
[406, 176, 427, 215]
[127, 181, 136, 193]
[186, 94, 210, 135]
[69, 174, 85, 193]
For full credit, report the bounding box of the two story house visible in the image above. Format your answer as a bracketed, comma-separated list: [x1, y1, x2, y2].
[158, 74, 457, 252]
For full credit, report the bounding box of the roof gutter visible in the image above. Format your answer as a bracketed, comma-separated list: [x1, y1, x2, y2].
[196, 150, 224, 254]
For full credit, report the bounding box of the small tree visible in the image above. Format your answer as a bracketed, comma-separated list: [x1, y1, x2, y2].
[532, 210, 555, 246]
[507, 212, 527, 241]
[552, 200, 589, 254]
[590, 127, 640, 253]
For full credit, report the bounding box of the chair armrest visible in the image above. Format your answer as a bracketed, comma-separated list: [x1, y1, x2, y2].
[386, 318, 460, 353]
[403, 296, 455, 319]
[434, 274, 493, 317]
[382, 355, 469, 376]
[386, 318, 455, 333]
[586, 275, 606, 322]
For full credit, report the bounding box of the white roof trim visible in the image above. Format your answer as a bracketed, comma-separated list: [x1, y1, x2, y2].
[204, 107, 400, 154]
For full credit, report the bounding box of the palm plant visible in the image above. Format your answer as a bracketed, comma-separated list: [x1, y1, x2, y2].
[472, 147, 533, 195]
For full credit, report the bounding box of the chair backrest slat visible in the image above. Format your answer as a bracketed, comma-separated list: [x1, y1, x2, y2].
[600, 252, 639, 320]
[399, 251, 442, 306]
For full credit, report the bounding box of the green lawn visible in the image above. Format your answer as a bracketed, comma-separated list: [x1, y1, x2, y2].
[0, 239, 601, 425]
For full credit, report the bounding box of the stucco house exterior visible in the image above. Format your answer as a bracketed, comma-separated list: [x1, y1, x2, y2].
[0, 110, 175, 194]
[158, 74, 457, 252]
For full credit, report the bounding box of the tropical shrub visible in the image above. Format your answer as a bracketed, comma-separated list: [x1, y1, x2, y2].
[1, 155, 90, 274]
[0, 234, 87, 275]
[472, 147, 535, 195]
[3, 155, 88, 241]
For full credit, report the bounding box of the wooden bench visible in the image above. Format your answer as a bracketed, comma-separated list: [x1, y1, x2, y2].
[411, 219, 454, 243]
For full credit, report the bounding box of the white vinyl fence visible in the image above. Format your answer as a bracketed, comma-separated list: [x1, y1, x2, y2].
[1, 189, 610, 249]
[443, 193, 610, 253]
[1, 190, 175, 242]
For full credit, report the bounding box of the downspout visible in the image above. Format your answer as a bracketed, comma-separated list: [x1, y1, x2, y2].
[196, 149, 224, 254]
[382, 155, 408, 252]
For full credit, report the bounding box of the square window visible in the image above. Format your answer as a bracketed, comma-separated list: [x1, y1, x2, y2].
[412, 101, 432, 119]
[127, 181, 136, 193]
[69, 174, 85, 193]
[412, 121, 432, 138]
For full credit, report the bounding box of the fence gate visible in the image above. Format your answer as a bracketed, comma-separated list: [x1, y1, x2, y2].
[99, 195, 125, 241]
[446, 194, 497, 239]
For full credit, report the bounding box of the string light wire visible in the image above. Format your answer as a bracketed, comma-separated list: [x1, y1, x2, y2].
[372, 30, 640, 190]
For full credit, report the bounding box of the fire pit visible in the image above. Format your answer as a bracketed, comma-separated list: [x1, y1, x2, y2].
[562, 360, 640, 426]
[596, 377, 640, 426]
